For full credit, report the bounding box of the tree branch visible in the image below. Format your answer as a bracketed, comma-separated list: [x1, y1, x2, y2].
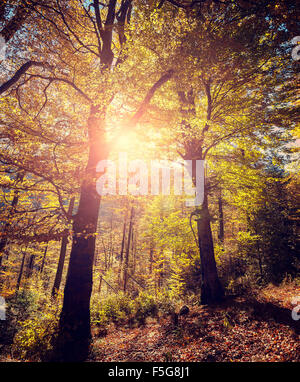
[26, 74, 93, 103]
[129, 69, 174, 127]
[0, 61, 49, 95]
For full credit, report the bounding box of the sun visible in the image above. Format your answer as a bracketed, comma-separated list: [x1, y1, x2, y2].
[110, 129, 158, 160]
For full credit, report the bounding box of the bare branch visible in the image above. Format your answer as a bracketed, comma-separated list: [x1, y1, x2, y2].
[0, 61, 49, 95]
[129, 69, 174, 127]
[26, 74, 92, 103]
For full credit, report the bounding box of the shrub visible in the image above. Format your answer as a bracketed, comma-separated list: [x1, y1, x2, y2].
[12, 311, 59, 361]
[9, 291, 60, 361]
[156, 291, 176, 315]
[91, 291, 175, 330]
[134, 292, 158, 325]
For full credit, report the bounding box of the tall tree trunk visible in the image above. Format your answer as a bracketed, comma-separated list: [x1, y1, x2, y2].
[179, 83, 223, 305]
[189, 154, 224, 304]
[98, 274, 103, 294]
[51, 197, 75, 297]
[50, 62, 172, 361]
[149, 241, 154, 275]
[218, 194, 224, 244]
[52, 106, 108, 362]
[16, 251, 26, 291]
[40, 243, 48, 274]
[123, 206, 134, 293]
[26, 254, 35, 278]
[131, 229, 136, 274]
[196, 190, 224, 305]
[118, 214, 127, 288]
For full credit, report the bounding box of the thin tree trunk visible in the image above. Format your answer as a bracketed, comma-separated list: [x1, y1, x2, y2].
[131, 229, 136, 274]
[27, 254, 35, 278]
[218, 195, 224, 244]
[108, 214, 114, 269]
[40, 243, 48, 274]
[158, 250, 164, 291]
[149, 243, 154, 275]
[118, 208, 128, 288]
[16, 251, 26, 291]
[254, 227, 263, 279]
[51, 197, 75, 297]
[123, 206, 134, 293]
[98, 274, 102, 294]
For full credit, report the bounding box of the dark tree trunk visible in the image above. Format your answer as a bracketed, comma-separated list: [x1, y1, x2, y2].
[178, 84, 223, 305]
[118, 214, 127, 288]
[40, 243, 48, 274]
[51, 197, 75, 297]
[196, 191, 224, 305]
[16, 251, 26, 291]
[218, 195, 224, 244]
[131, 229, 136, 274]
[26, 254, 35, 278]
[123, 206, 134, 293]
[254, 227, 263, 279]
[98, 274, 102, 294]
[149, 242, 154, 275]
[0, 238, 7, 268]
[52, 106, 108, 362]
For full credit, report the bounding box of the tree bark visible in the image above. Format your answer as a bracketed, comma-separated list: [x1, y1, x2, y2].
[178, 87, 223, 304]
[218, 194, 224, 244]
[52, 106, 108, 362]
[149, 241, 154, 275]
[98, 274, 102, 294]
[40, 243, 48, 274]
[16, 251, 26, 291]
[118, 212, 127, 288]
[123, 206, 134, 293]
[26, 254, 35, 278]
[196, 190, 224, 304]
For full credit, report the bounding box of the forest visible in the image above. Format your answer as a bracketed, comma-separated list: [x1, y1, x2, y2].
[0, 0, 299, 364]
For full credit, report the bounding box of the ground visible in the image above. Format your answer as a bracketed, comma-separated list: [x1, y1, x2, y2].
[89, 285, 300, 362]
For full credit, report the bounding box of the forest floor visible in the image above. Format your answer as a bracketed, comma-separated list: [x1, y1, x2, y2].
[89, 284, 300, 362]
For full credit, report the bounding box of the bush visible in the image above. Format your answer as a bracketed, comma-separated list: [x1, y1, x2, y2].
[5, 290, 61, 361]
[91, 291, 175, 330]
[12, 310, 59, 361]
[134, 292, 158, 325]
[156, 291, 176, 315]
[0, 289, 41, 351]
[91, 293, 135, 330]
[226, 274, 255, 296]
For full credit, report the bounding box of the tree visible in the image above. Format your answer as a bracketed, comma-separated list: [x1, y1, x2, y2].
[130, 0, 298, 303]
[245, 167, 298, 283]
